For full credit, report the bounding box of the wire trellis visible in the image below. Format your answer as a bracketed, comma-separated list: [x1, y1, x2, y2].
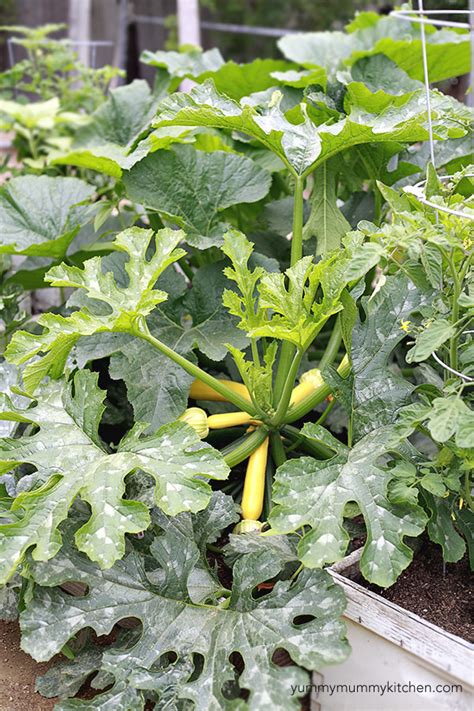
[7, 37, 113, 70]
[390, 8, 473, 30]
[408, 173, 474, 220]
[389, 4, 474, 385]
[389, 3, 474, 222]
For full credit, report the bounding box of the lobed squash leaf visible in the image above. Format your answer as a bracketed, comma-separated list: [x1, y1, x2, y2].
[0, 371, 229, 581]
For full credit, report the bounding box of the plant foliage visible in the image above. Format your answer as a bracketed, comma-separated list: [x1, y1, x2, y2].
[0, 12, 472, 709]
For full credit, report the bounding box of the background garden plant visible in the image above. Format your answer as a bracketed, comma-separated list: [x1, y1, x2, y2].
[0, 11, 472, 710]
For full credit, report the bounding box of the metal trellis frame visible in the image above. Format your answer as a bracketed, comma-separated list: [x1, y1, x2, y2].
[389, 4, 474, 220]
[7, 37, 114, 69]
[133, 15, 299, 37]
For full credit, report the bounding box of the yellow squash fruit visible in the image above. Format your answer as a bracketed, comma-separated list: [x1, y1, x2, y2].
[241, 436, 269, 521]
[289, 368, 323, 406]
[207, 411, 255, 429]
[178, 407, 209, 438]
[189, 379, 251, 402]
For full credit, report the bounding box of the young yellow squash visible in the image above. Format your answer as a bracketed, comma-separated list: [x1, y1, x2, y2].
[289, 368, 323, 406]
[189, 379, 251, 402]
[241, 436, 269, 521]
[207, 411, 254, 429]
[178, 407, 209, 438]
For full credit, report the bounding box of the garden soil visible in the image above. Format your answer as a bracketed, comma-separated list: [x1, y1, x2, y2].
[0, 620, 57, 710]
[367, 540, 473, 643]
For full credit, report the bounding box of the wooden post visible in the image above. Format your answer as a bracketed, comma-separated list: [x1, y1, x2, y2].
[177, 0, 201, 91]
[177, 0, 201, 47]
[115, 0, 128, 71]
[68, 0, 91, 66]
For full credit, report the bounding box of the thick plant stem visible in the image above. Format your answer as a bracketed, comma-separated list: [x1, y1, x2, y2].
[448, 253, 472, 373]
[270, 431, 287, 468]
[281, 424, 334, 459]
[449, 255, 461, 372]
[319, 317, 342, 371]
[178, 257, 194, 281]
[272, 350, 303, 425]
[464, 470, 474, 511]
[273, 176, 305, 406]
[262, 455, 275, 521]
[284, 354, 351, 423]
[223, 426, 269, 468]
[134, 323, 256, 416]
[289, 176, 305, 265]
[251, 339, 260, 367]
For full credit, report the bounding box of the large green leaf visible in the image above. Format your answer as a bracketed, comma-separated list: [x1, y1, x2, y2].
[5, 226, 185, 392]
[51, 127, 192, 179]
[269, 423, 427, 587]
[0, 176, 94, 257]
[22, 525, 348, 710]
[349, 273, 429, 440]
[66, 256, 247, 429]
[254, 236, 378, 347]
[123, 145, 272, 248]
[109, 262, 248, 429]
[278, 31, 354, 74]
[52, 143, 146, 179]
[0, 371, 229, 581]
[279, 13, 412, 70]
[74, 80, 158, 147]
[349, 31, 470, 84]
[51, 80, 189, 178]
[302, 160, 351, 253]
[35, 648, 105, 701]
[222, 230, 381, 349]
[278, 15, 470, 83]
[348, 54, 422, 97]
[0, 362, 27, 438]
[195, 58, 296, 100]
[141, 46, 225, 81]
[251, 255, 345, 347]
[153, 80, 323, 176]
[110, 347, 195, 433]
[37, 493, 237, 707]
[154, 80, 464, 178]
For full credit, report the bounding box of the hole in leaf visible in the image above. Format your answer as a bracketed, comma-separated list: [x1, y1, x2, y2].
[224, 652, 246, 700]
[251, 576, 278, 599]
[187, 652, 205, 683]
[272, 647, 294, 667]
[292, 614, 316, 627]
[116, 616, 141, 632]
[61, 582, 89, 597]
[229, 651, 244, 675]
[90, 357, 134, 445]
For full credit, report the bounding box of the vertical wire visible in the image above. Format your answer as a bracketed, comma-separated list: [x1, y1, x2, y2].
[418, 0, 436, 169]
[418, 0, 439, 224]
